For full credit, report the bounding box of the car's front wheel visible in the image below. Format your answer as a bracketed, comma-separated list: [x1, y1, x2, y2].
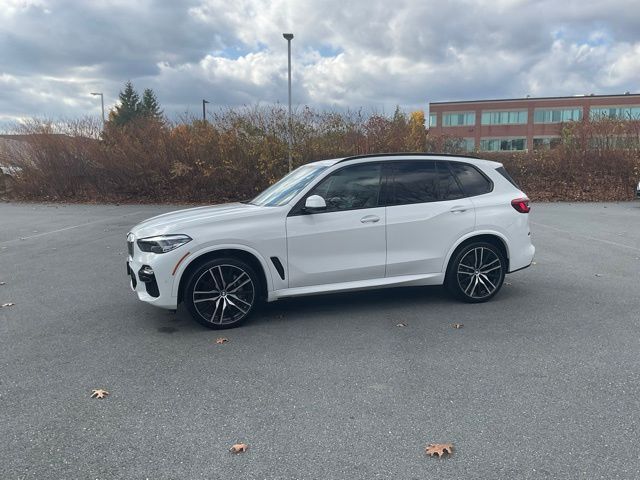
[184, 257, 260, 329]
[446, 242, 506, 303]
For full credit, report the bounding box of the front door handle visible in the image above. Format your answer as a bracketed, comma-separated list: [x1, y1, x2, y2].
[450, 206, 468, 213]
[360, 215, 380, 223]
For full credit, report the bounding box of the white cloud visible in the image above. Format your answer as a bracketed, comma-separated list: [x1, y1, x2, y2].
[0, 0, 639, 125]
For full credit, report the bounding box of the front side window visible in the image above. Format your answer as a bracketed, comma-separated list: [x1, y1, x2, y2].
[307, 163, 382, 213]
[449, 162, 492, 196]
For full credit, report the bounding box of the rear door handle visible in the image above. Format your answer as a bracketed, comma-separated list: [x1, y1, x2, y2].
[450, 206, 467, 213]
[360, 215, 380, 223]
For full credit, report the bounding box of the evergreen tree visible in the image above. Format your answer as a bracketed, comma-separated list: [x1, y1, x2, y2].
[109, 81, 141, 126]
[140, 88, 163, 121]
[107, 82, 165, 128]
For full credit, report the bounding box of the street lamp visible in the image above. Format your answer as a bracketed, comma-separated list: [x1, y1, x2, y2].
[90, 92, 104, 125]
[283, 33, 294, 172]
[202, 99, 209, 122]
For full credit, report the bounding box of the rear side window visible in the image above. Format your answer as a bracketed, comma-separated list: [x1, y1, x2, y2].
[449, 162, 492, 196]
[496, 166, 520, 189]
[388, 161, 439, 205]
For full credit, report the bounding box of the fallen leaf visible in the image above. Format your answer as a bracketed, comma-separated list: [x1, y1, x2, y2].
[90, 389, 109, 399]
[215, 337, 229, 344]
[452, 323, 463, 329]
[396, 323, 407, 327]
[1, 302, 15, 308]
[229, 443, 248, 454]
[425, 443, 454, 457]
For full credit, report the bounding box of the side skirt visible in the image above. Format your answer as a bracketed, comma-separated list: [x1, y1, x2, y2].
[268, 273, 445, 301]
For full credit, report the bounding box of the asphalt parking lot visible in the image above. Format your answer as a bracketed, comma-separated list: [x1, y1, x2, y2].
[1, 201, 639, 479]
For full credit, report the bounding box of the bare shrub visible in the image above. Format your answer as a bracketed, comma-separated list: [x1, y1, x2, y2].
[3, 107, 639, 203]
[486, 119, 640, 201]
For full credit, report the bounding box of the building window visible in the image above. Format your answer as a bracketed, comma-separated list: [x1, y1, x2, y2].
[589, 135, 640, 149]
[458, 138, 475, 152]
[480, 138, 527, 151]
[429, 113, 437, 127]
[481, 110, 527, 125]
[534, 108, 582, 123]
[533, 137, 562, 150]
[590, 106, 640, 120]
[442, 111, 475, 127]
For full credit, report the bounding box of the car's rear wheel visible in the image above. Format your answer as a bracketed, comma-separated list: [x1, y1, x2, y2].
[184, 257, 259, 329]
[446, 242, 506, 303]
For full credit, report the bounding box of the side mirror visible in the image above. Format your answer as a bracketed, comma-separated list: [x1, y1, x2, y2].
[304, 195, 327, 212]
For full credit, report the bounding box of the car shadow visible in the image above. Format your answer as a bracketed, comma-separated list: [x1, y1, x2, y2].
[253, 285, 454, 325]
[163, 282, 521, 331]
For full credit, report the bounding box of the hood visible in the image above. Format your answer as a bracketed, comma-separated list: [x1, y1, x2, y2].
[130, 202, 266, 238]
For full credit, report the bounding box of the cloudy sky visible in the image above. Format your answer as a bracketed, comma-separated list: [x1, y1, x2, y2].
[1, 0, 639, 124]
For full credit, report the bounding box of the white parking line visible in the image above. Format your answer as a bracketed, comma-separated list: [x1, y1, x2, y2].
[0, 210, 145, 245]
[531, 221, 640, 252]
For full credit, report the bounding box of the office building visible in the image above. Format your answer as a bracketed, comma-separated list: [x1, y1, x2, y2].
[428, 93, 640, 151]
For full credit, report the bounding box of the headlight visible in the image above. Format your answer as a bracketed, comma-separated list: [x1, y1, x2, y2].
[137, 234, 192, 254]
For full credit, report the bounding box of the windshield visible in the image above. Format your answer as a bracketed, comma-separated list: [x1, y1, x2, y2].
[250, 163, 329, 206]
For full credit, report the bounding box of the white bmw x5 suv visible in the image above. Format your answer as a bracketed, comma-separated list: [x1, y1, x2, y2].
[126, 153, 535, 329]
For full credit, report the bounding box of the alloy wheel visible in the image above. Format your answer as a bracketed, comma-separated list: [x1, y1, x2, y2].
[192, 264, 255, 325]
[456, 246, 502, 300]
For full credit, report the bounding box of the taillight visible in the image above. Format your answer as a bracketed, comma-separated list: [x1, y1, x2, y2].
[511, 197, 530, 213]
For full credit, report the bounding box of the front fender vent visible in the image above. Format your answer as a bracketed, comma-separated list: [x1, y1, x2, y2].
[270, 256, 285, 280]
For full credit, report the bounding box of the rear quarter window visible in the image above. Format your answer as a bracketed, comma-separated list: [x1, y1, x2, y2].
[449, 162, 493, 197]
[495, 166, 520, 189]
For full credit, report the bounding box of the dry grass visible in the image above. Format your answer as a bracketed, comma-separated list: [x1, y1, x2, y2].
[3, 108, 639, 202]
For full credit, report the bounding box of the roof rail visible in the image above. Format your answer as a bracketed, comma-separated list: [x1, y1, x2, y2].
[336, 152, 480, 164]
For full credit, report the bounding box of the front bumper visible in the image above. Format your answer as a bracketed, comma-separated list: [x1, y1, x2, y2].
[126, 247, 181, 310]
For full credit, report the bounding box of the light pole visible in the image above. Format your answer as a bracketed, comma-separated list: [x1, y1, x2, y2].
[283, 33, 294, 172]
[91, 92, 104, 125]
[202, 99, 209, 122]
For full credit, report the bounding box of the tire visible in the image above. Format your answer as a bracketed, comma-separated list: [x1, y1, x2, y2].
[184, 257, 260, 329]
[445, 242, 506, 303]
